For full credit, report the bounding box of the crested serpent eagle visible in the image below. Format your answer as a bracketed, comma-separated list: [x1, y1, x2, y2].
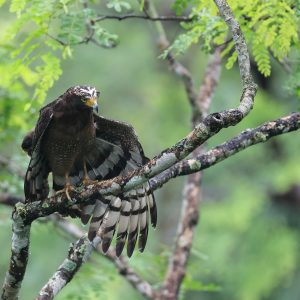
[22, 85, 157, 257]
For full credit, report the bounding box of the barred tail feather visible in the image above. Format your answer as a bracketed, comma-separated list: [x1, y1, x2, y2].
[98, 197, 122, 253]
[115, 200, 131, 257]
[147, 193, 157, 228]
[80, 204, 95, 225]
[127, 199, 140, 257]
[138, 196, 149, 252]
[87, 199, 109, 240]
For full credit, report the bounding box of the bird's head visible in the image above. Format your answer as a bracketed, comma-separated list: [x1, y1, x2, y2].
[66, 85, 100, 113]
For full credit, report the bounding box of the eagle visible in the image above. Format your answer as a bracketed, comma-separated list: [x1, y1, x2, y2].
[21, 85, 157, 257]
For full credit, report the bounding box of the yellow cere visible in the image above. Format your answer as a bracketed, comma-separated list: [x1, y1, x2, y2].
[85, 98, 97, 107]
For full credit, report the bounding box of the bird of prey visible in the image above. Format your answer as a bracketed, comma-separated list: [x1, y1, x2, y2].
[22, 85, 157, 257]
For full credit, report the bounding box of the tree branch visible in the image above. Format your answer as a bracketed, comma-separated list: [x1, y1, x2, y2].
[94, 14, 193, 23]
[214, 0, 253, 86]
[1, 211, 31, 300]
[150, 112, 300, 191]
[39, 215, 157, 299]
[158, 47, 223, 300]
[36, 236, 94, 300]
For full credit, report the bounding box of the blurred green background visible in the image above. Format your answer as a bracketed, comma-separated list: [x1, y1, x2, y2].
[1, 1, 300, 299]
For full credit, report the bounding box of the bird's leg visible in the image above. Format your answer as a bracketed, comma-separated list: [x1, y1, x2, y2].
[82, 161, 97, 185]
[55, 173, 75, 201]
[64, 174, 74, 200]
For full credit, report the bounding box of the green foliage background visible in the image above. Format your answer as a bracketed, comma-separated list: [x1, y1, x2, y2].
[0, 0, 300, 299]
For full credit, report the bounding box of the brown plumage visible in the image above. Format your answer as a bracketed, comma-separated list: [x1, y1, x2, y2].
[22, 85, 157, 257]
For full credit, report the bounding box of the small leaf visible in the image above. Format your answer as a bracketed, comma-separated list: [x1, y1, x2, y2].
[24, 102, 32, 111]
[225, 51, 238, 69]
[107, 0, 131, 13]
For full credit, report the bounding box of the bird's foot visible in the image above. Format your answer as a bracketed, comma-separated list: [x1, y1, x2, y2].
[55, 184, 75, 201]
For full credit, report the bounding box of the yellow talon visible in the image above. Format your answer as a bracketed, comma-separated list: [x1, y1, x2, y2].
[55, 183, 75, 201]
[83, 161, 97, 186]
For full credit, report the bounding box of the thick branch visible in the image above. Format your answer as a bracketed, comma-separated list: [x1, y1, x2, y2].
[36, 236, 93, 300]
[150, 112, 300, 190]
[1, 211, 31, 300]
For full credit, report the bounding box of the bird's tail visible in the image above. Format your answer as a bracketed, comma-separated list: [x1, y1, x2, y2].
[81, 182, 156, 257]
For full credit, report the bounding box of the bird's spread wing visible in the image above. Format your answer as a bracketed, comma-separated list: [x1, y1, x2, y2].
[23, 103, 54, 201]
[22, 108, 157, 257]
[81, 114, 157, 257]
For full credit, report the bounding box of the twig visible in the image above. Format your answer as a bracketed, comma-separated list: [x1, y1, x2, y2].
[94, 14, 193, 23]
[145, 3, 198, 108]
[106, 252, 157, 299]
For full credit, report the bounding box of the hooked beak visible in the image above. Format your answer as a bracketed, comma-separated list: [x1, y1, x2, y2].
[85, 98, 98, 113]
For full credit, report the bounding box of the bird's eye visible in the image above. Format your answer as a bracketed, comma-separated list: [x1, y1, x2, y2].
[96, 91, 100, 97]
